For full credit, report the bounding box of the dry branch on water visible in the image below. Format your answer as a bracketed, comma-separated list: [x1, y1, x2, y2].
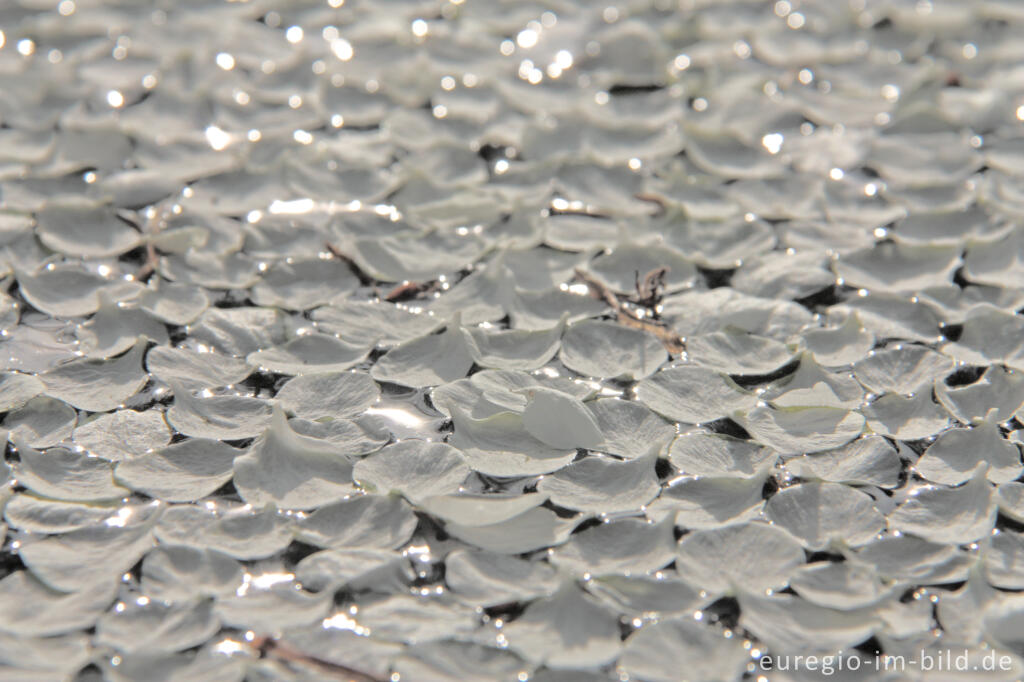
[383, 279, 442, 302]
[633, 266, 669, 310]
[326, 241, 442, 301]
[253, 635, 384, 682]
[573, 267, 685, 355]
[135, 202, 173, 281]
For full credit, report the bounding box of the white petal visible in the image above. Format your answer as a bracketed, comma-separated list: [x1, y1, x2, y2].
[445, 549, 560, 607]
[551, 517, 676, 576]
[41, 341, 148, 412]
[538, 454, 659, 514]
[448, 407, 576, 477]
[296, 495, 417, 550]
[247, 333, 371, 375]
[115, 439, 240, 502]
[19, 503, 160, 592]
[276, 371, 379, 420]
[372, 319, 477, 388]
[522, 387, 602, 450]
[738, 405, 865, 455]
[72, 409, 171, 462]
[916, 422, 1023, 485]
[0, 572, 118, 636]
[635, 365, 757, 424]
[738, 591, 878, 656]
[676, 521, 804, 595]
[13, 439, 128, 502]
[146, 347, 251, 392]
[353, 441, 470, 502]
[889, 466, 997, 544]
[503, 583, 622, 669]
[785, 436, 902, 488]
[233, 406, 354, 510]
[560, 319, 667, 380]
[687, 329, 795, 376]
[766, 481, 884, 550]
[619, 617, 749, 682]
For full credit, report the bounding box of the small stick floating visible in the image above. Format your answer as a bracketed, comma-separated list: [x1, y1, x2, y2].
[573, 268, 685, 355]
[252, 635, 384, 682]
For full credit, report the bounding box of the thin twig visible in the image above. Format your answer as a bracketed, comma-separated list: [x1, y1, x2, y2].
[384, 279, 442, 302]
[135, 241, 159, 281]
[573, 268, 685, 355]
[325, 241, 375, 286]
[632, 266, 669, 311]
[253, 635, 385, 682]
[135, 202, 172, 281]
[576, 267, 619, 309]
[634, 192, 668, 216]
